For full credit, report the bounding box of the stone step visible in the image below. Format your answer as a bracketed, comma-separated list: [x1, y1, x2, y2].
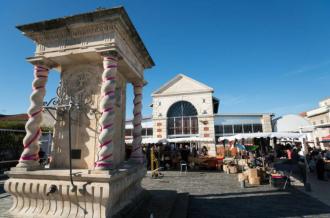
[169, 192, 189, 218]
[113, 190, 151, 218]
[133, 189, 178, 218]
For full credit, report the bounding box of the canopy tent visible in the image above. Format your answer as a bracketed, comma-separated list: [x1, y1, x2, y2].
[125, 138, 167, 144]
[321, 135, 330, 142]
[167, 137, 214, 143]
[218, 132, 307, 142]
[125, 136, 214, 145]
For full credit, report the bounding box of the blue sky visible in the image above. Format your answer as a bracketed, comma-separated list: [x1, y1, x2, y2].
[0, 0, 329, 118]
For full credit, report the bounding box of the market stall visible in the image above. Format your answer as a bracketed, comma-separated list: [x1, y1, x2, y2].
[219, 132, 306, 141]
[166, 137, 218, 169]
[218, 132, 308, 187]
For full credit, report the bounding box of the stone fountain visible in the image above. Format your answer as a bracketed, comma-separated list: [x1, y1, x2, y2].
[4, 7, 154, 218]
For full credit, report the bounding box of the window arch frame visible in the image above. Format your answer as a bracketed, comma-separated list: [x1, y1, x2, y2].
[166, 100, 199, 137]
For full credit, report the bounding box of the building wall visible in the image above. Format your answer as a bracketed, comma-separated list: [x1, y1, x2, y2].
[261, 114, 273, 132]
[308, 113, 330, 126]
[152, 118, 167, 139]
[305, 97, 330, 149]
[124, 74, 276, 156]
[152, 91, 215, 139]
[307, 113, 330, 147]
[214, 114, 270, 143]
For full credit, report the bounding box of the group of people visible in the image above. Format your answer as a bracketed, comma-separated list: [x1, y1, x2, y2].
[274, 143, 330, 181]
[142, 143, 208, 170]
[306, 147, 330, 180]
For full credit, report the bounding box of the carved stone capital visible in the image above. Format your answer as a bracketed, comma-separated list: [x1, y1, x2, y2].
[26, 56, 58, 69]
[132, 79, 147, 87]
[97, 48, 122, 60]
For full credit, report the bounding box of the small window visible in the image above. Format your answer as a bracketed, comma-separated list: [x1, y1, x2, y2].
[175, 118, 183, 135]
[243, 124, 253, 133]
[203, 99, 206, 103]
[321, 120, 324, 124]
[234, 125, 243, 134]
[125, 129, 132, 137]
[191, 117, 198, 134]
[224, 125, 233, 134]
[147, 128, 153, 136]
[215, 125, 224, 134]
[253, 124, 263, 133]
[142, 128, 147, 136]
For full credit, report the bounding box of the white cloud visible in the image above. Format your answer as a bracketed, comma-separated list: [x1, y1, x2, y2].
[284, 60, 330, 77]
[221, 94, 249, 106]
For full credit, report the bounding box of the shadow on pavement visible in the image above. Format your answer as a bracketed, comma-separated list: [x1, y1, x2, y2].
[0, 182, 5, 194]
[188, 189, 330, 218]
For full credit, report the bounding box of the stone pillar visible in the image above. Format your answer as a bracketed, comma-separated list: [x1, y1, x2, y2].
[130, 82, 144, 163]
[17, 65, 49, 169]
[262, 114, 273, 132]
[95, 54, 118, 169]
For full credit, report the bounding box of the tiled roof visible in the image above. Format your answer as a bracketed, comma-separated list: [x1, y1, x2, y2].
[0, 114, 28, 121]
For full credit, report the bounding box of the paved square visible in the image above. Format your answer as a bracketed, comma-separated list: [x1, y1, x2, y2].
[142, 171, 330, 218]
[1, 171, 330, 217]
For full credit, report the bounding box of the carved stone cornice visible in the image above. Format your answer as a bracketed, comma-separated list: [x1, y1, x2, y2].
[16, 7, 154, 69]
[26, 22, 116, 43]
[26, 56, 58, 69]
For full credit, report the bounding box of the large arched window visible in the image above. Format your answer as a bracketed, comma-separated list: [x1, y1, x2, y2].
[167, 101, 198, 136]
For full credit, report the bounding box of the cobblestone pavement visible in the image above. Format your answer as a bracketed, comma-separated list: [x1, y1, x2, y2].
[300, 172, 330, 207]
[142, 171, 330, 218]
[1, 171, 330, 218]
[0, 180, 12, 218]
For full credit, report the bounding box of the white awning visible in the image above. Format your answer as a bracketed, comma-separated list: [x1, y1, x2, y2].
[125, 138, 167, 144]
[218, 132, 307, 142]
[168, 137, 214, 143]
[125, 137, 214, 144]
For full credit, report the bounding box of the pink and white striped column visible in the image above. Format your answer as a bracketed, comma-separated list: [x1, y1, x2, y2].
[130, 82, 144, 163]
[17, 65, 49, 168]
[95, 55, 118, 170]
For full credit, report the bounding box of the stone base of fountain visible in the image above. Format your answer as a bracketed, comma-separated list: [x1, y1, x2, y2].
[5, 162, 146, 218]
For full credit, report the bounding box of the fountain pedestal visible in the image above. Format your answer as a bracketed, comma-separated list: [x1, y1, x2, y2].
[6, 162, 146, 218]
[5, 7, 154, 218]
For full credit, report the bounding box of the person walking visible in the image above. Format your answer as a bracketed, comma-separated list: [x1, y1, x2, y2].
[316, 154, 325, 180]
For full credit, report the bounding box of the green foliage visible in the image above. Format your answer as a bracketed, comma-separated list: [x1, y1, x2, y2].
[0, 121, 25, 130]
[0, 121, 53, 132]
[0, 131, 24, 161]
[0, 121, 52, 161]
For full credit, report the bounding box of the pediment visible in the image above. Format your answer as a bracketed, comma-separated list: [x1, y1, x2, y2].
[153, 74, 213, 96]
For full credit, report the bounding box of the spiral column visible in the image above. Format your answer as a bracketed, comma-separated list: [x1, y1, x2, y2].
[17, 65, 49, 168]
[95, 55, 118, 170]
[130, 82, 144, 163]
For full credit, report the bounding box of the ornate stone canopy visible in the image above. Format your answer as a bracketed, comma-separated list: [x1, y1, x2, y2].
[5, 7, 153, 218]
[16, 6, 154, 82]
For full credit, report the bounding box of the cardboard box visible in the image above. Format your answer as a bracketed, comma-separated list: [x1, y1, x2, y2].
[238, 159, 248, 166]
[229, 165, 238, 174]
[238, 173, 247, 182]
[248, 176, 260, 185]
[223, 165, 229, 173]
[247, 168, 258, 178]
